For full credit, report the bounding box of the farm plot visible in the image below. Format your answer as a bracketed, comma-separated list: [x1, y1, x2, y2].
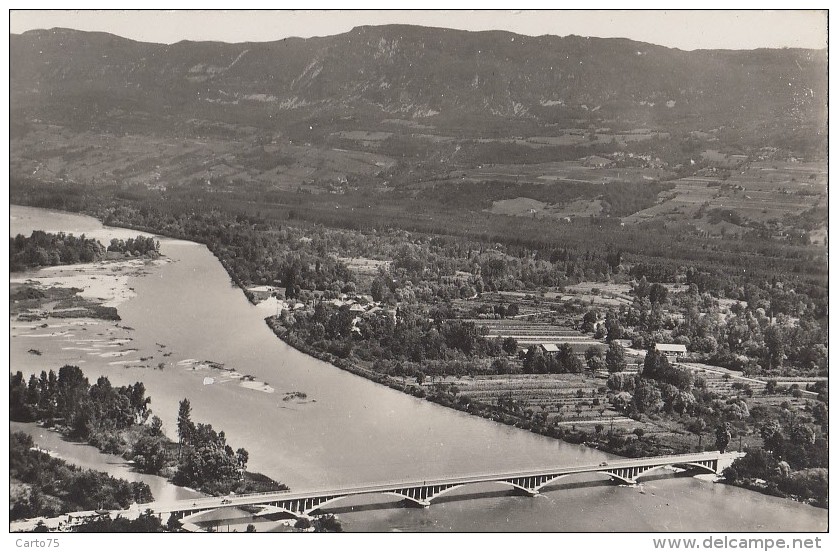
[470, 319, 603, 351]
[488, 196, 605, 219]
[440, 373, 624, 421]
[464, 160, 671, 186]
[623, 161, 826, 227]
[339, 257, 392, 277]
[564, 282, 634, 306]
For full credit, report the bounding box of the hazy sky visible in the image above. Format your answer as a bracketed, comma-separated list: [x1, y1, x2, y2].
[9, 9, 828, 51]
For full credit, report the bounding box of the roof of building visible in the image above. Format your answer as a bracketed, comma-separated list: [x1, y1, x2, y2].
[540, 344, 560, 352]
[654, 343, 688, 353]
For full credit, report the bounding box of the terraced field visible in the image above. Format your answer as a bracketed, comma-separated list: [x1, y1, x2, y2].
[431, 372, 629, 423]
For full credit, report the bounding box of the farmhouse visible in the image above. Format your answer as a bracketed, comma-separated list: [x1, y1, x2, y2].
[539, 344, 560, 354]
[654, 343, 688, 362]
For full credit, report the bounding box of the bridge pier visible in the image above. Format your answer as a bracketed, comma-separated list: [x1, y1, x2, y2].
[399, 497, 432, 508]
[507, 486, 539, 497]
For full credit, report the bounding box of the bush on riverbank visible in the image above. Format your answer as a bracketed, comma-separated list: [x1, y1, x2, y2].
[722, 448, 828, 508]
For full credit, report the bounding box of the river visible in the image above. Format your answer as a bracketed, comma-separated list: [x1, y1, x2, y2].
[9, 205, 827, 532]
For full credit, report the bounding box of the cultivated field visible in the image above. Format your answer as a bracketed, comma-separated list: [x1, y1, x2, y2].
[463, 159, 671, 186]
[623, 160, 826, 234]
[11, 124, 396, 192]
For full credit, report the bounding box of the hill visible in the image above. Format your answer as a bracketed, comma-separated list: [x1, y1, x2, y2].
[9, 25, 827, 238]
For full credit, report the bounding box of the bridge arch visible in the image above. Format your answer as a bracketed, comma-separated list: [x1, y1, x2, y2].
[598, 470, 636, 484]
[420, 484, 465, 503]
[496, 480, 540, 496]
[673, 462, 718, 475]
[532, 473, 577, 492]
[304, 491, 430, 515]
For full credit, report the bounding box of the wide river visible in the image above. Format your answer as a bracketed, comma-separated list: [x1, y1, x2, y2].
[9, 205, 827, 532]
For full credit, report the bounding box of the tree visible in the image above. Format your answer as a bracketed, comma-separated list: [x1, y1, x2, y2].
[523, 345, 548, 374]
[631, 379, 662, 414]
[557, 344, 582, 373]
[236, 448, 249, 472]
[149, 415, 164, 436]
[715, 423, 732, 453]
[166, 513, 183, 532]
[606, 250, 622, 272]
[642, 348, 669, 379]
[177, 399, 194, 455]
[648, 283, 669, 305]
[132, 434, 167, 474]
[605, 342, 627, 373]
[582, 310, 599, 333]
[763, 326, 786, 370]
[313, 514, 343, 532]
[760, 420, 785, 455]
[585, 346, 606, 373]
[502, 337, 519, 355]
[687, 418, 707, 450]
[812, 402, 828, 431]
[604, 316, 623, 342]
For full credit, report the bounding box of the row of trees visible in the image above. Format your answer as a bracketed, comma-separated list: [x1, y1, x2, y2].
[10, 231, 105, 271]
[107, 235, 160, 256]
[10, 367, 152, 448]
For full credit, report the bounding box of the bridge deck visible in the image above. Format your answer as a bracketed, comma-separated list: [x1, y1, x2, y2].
[148, 451, 734, 514]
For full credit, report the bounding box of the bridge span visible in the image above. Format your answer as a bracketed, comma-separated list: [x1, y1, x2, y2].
[153, 451, 739, 520]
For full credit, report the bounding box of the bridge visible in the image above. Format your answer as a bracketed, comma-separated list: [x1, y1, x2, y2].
[153, 451, 738, 522]
[10, 451, 740, 531]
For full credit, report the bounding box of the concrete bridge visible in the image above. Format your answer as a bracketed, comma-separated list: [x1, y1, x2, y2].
[152, 451, 738, 521]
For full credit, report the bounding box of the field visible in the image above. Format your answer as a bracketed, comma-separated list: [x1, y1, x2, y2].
[10, 124, 396, 193]
[472, 318, 605, 353]
[563, 282, 635, 307]
[338, 257, 391, 278]
[426, 372, 635, 425]
[489, 196, 605, 219]
[462, 159, 670, 186]
[623, 160, 827, 236]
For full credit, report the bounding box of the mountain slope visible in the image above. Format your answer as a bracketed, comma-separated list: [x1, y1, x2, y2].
[10, 25, 827, 136]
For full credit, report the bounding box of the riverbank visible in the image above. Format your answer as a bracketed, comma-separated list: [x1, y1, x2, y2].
[9, 205, 827, 531]
[263, 317, 686, 459]
[6, 205, 719, 460]
[9, 244, 287, 500]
